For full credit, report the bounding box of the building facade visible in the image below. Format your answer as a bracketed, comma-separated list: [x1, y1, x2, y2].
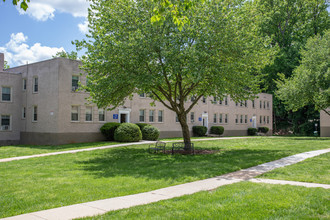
[0, 54, 273, 145]
[320, 109, 330, 137]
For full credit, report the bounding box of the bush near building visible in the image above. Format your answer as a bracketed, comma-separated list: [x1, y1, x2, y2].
[142, 125, 160, 141]
[258, 127, 270, 134]
[114, 123, 142, 142]
[100, 122, 121, 141]
[136, 123, 149, 131]
[210, 126, 225, 135]
[192, 126, 207, 137]
[248, 128, 258, 136]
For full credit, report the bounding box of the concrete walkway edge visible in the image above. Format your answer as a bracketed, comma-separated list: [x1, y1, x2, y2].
[2, 148, 329, 220]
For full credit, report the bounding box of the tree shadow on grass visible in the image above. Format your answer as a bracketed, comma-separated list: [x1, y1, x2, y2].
[78, 147, 291, 181]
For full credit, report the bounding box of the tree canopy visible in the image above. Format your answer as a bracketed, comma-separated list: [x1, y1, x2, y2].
[76, 0, 273, 147]
[2, 0, 29, 10]
[52, 50, 78, 60]
[276, 30, 330, 116]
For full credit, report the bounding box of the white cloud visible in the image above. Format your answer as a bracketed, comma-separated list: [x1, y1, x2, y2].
[1, 33, 64, 66]
[17, 0, 89, 21]
[78, 20, 89, 34]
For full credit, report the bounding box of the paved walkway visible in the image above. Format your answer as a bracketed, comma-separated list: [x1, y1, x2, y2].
[250, 178, 330, 189]
[0, 136, 258, 163]
[3, 148, 329, 220]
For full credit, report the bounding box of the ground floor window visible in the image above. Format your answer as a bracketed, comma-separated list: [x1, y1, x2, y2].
[267, 116, 270, 124]
[245, 115, 248, 123]
[139, 109, 145, 122]
[158, 110, 163, 122]
[213, 113, 217, 123]
[85, 106, 93, 121]
[235, 114, 239, 124]
[149, 110, 154, 122]
[99, 109, 105, 121]
[190, 112, 194, 123]
[33, 106, 38, 122]
[71, 106, 79, 121]
[1, 115, 10, 131]
[225, 114, 228, 123]
[219, 114, 223, 123]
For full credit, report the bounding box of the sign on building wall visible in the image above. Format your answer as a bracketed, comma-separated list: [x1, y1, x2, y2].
[113, 114, 118, 119]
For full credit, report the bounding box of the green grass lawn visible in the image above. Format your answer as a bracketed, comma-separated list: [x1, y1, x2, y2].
[0, 141, 119, 159]
[79, 182, 330, 220]
[0, 137, 329, 218]
[259, 152, 330, 184]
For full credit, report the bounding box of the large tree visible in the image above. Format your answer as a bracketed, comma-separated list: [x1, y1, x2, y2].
[276, 30, 330, 116]
[255, 0, 329, 133]
[76, 0, 273, 149]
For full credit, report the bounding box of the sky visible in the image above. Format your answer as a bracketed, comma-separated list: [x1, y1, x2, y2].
[0, 0, 90, 67]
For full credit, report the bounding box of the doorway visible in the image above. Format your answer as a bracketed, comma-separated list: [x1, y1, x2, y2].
[202, 113, 208, 134]
[120, 114, 127, 123]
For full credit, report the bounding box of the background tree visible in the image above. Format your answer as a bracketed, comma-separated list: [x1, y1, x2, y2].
[76, 0, 273, 149]
[276, 30, 330, 116]
[255, 0, 329, 134]
[52, 50, 78, 60]
[4, 60, 10, 69]
[2, 0, 29, 10]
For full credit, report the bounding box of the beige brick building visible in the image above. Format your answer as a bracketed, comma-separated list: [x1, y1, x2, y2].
[320, 109, 330, 137]
[0, 54, 273, 145]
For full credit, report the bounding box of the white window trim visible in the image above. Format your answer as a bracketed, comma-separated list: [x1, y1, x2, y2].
[32, 76, 38, 93]
[85, 106, 93, 122]
[32, 106, 38, 122]
[98, 108, 106, 122]
[22, 107, 26, 119]
[22, 78, 27, 91]
[72, 75, 80, 92]
[71, 105, 80, 122]
[139, 109, 145, 122]
[1, 86, 12, 102]
[158, 110, 164, 123]
[0, 115, 11, 131]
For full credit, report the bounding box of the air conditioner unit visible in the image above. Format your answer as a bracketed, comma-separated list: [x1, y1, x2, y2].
[1, 125, 9, 131]
[72, 86, 78, 92]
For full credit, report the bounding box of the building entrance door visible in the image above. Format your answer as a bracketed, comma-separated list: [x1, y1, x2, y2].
[202, 113, 208, 134]
[120, 114, 127, 123]
[118, 109, 131, 123]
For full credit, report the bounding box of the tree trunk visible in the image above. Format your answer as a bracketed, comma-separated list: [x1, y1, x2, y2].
[178, 113, 192, 151]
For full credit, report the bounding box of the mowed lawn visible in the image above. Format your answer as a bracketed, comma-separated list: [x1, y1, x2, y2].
[0, 137, 329, 218]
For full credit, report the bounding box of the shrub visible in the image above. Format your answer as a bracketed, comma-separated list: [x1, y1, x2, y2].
[248, 128, 258, 136]
[100, 122, 121, 141]
[142, 125, 160, 141]
[210, 126, 224, 135]
[192, 126, 207, 136]
[114, 123, 142, 142]
[135, 123, 149, 131]
[258, 127, 270, 133]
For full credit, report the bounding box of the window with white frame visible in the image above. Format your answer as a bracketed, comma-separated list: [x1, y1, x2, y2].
[190, 112, 194, 123]
[33, 106, 38, 122]
[245, 115, 248, 123]
[72, 76, 79, 92]
[33, 77, 38, 93]
[139, 93, 145, 98]
[98, 109, 105, 121]
[191, 96, 196, 102]
[240, 115, 243, 123]
[213, 113, 217, 123]
[202, 96, 206, 103]
[149, 110, 154, 122]
[252, 100, 255, 108]
[244, 100, 247, 107]
[23, 78, 27, 91]
[176, 114, 179, 122]
[1, 115, 10, 131]
[219, 113, 223, 123]
[71, 106, 79, 121]
[1, 87, 11, 101]
[235, 114, 239, 124]
[264, 116, 266, 124]
[260, 101, 262, 109]
[225, 114, 228, 123]
[219, 98, 222, 105]
[267, 101, 270, 109]
[225, 97, 228, 105]
[264, 101, 266, 109]
[85, 106, 93, 121]
[213, 97, 217, 103]
[158, 110, 163, 122]
[267, 116, 270, 124]
[260, 115, 262, 124]
[22, 107, 26, 119]
[139, 109, 145, 122]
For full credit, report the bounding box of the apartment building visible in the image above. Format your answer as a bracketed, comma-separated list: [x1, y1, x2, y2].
[0, 54, 273, 145]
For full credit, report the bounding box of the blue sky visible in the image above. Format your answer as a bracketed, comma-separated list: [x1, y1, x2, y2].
[0, 0, 89, 67]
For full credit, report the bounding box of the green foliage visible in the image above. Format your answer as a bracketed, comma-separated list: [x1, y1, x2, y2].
[135, 123, 149, 131]
[114, 123, 142, 142]
[100, 122, 121, 141]
[192, 126, 207, 137]
[52, 50, 78, 60]
[210, 126, 224, 135]
[142, 125, 160, 141]
[4, 61, 10, 69]
[258, 127, 269, 134]
[3, 0, 30, 10]
[276, 30, 330, 116]
[248, 128, 258, 136]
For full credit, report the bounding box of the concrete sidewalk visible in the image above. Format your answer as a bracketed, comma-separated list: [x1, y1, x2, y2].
[0, 136, 258, 163]
[3, 148, 329, 220]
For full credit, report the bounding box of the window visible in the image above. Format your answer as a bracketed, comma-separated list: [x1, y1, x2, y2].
[191, 96, 196, 102]
[139, 93, 145, 98]
[235, 102, 238, 106]
[139, 110, 145, 122]
[202, 96, 206, 104]
[71, 106, 79, 121]
[260, 115, 262, 124]
[23, 78, 27, 91]
[252, 100, 255, 108]
[245, 115, 248, 123]
[267, 116, 270, 124]
[1, 115, 10, 131]
[190, 112, 195, 123]
[22, 107, 26, 119]
[219, 99, 222, 105]
[240, 102, 243, 107]
[33, 77, 38, 93]
[149, 110, 154, 122]
[267, 101, 270, 109]
[240, 115, 243, 123]
[213, 113, 217, 123]
[235, 114, 239, 124]
[33, 106, 38, 122]
[213, 97, 217, 103]
[219, 114, 223, 123]
[72, 76, 79, 92]
[176, 114, 179, 122]
[260, 101, 262, 109]
[264, 116, 266, 124]
[98, 109, 105, 121]
[264, 101, 266, 109]
[225, 114, 228, 123]
[158, 110, 163, 122]
[244, 101, 247, 107]
[225, 97, 228, 105]
[85, 107, 93, 121]
[1, 87, 11, 101]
